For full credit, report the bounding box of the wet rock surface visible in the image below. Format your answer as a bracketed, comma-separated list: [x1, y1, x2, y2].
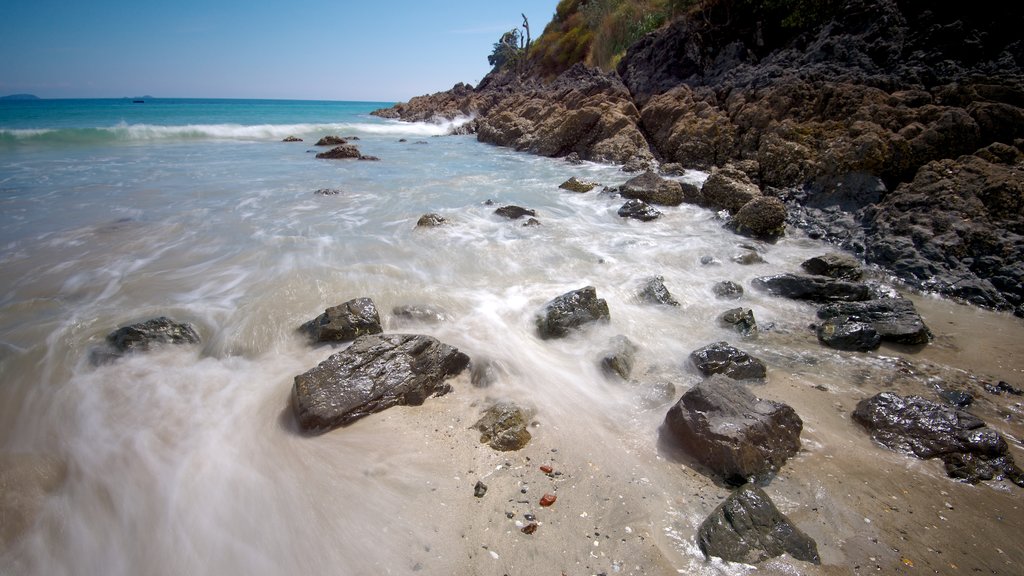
[617, 199, 662, 221]
[852, 392, 1024, 486]
[300, 297, 383, 344]
[718, 308, 758, 338]
[600, 335, 637, 380]
[315, 144, 363, 159]
[752, 273, 873, 303]
[816, 316, 882, 352]
[292, 333, 470, 433]
[618, 171, 690, 206]
[494, 205, 536, 220]
[801, 253, 864, 281]
[558, 177, 598, 193]
[664, 374, 803, 485]
[698, 484, 820, 565]
[690, 341, 766, 380]
[816, 298, 931, 344]
[730, 196, 787, 240]
[391, 304, 449, 325]
[416, 213, 448, 227]
[712, 280, 743, 300]
[95, 317, 200, 363]
[314, 135, 346, 146]
[636, 275, 679, 306]
[472, 402, 532, 451]
[535, 286, 610, 340]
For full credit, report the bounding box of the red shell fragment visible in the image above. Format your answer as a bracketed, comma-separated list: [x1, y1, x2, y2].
[540, 493, 557, 507]
[540, 465, 553, 474]
[521, 523, 538, 535]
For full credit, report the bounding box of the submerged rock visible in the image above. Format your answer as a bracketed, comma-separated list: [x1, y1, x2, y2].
[637, 275, 679, 306]
[535, 286, 610, 340]
[690, 341, 767, 380]
[315, 144, 362, 159]
[315, 135, 346, 146]
[292, 333, 470, 433]
[472, 402, 532, 451]
[494, 205, 536, 220]
[752, 273, 873, 302]
[600, 335, 638, 380]
[664, 374, 803, 485]
[816, 317, 881, 351]
[816, 298, 931, 344]
[416, 213, 448, 227]
[719, 308, 758, 338]
[559, 177, 599, 193]
[300, 297, 382, 344]
[801, 252, 864, 281]
[698, 484, 820, 565]
[282, 135, 303, 142]
[712, 280, 744, 300]
[392, 304, 449, 325]
[469, 357, 510, 388]
[96, 317, 200, 363]
[619, 170, 693, 206]
[852, 392, 1024, 486]
[618, 199, 663, 221]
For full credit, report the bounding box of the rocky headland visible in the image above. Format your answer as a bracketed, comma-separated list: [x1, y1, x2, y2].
[373, 0, 1024, 316]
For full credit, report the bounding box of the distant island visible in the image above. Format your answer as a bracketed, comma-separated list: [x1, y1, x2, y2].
[1, 94, 40, 100]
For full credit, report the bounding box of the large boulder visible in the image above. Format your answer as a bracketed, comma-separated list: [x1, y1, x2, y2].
[698, 484, 821, 565]
[816, 298, 931, 344]
[664, 375, 803, 485]
[689, 341, 767, 380]
[751, 273, 873, 302]
[852, 392, 1024, 486]
[535, 286, 610, 339]
[292, 333, 470, 433]
[700, 166, 762, 214]
[300, 297, 383, 344]
[731, 196, 787, 240]
[800, 253, 864, 281]
[816, 317, 882, 352]
[472, 402, 532, 451]
[619, 171, 692, 206]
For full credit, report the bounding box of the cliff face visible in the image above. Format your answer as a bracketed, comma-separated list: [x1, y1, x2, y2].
[373, 0, 1024, 315]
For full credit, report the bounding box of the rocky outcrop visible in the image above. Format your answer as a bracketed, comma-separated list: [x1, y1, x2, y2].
[300, 298, 382, 344]
[472, 402, 532, 451]
[689, 342, 766, 380]
[94, 316, 200, 363]
[853, 392, 1024, 486]
[664, 374, 803, 485]
[292, 333, 470, 433]
[535, 286, 610, 339]
[698, 484, 821, 565]
[816, 298, 931, 344]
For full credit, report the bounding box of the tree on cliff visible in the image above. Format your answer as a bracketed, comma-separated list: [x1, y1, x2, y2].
[487, 28, 524, 70]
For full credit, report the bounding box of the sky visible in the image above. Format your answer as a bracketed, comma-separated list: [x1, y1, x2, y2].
[0, 0, 560, 102]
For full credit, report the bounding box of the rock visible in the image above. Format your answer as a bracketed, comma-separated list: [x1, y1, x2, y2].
[416, 213, 448, 227]
[314, 188, 341, 196]
[300, 297, 383, 344]
[752, 273, 873, 302]
[984, 381, 1024, 396]
[315, 135, 347, 146]
[719, 308, 758, 338]
[522, 217, 541, 227]
[474, 480, 488, 498]
[801, 253, 864, 281]
[292, 333, 470, 433]
[600, 335, 637, 379]
[564, 152, 583, 165]
[689, 341, 767, 380]
[698, 484, 821, 565]
[282, 136, 303, 142]
[938, 389, 974, 409]
[816, 317, 881, 352]
[664, 374, 803, 485]
[358, 155, 380, 161]
[619, 171, 692, 206]
[470, 357, 510, 388]
[618, 199, 663, 221]
[712, 281, 744, 300]
[732, 250, 765, 265]
[559, 177, 599, 193]
[392, 304, 449, 324]
[816, 298, 931, 344]
[701, 167, 762, 214]
[700, 255, 721, 266]
[852, 392, 1024, 486]
[535, 286, 610, 339]
[98, 317, 200, 362]
[539, 493, 557, 507]
[731, 196, 787, 240]
[315, 144, 362, 159]
[637, 275, 680, 306]
[494, 205, 536, 220]
[472, 402, 532, 451]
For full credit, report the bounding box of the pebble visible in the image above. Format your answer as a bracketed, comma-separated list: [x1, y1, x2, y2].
[540, 493, 557, 507]
[521, 523, 538, 535]
[540, 465, 554, 474]
[474, 480, 487, 498]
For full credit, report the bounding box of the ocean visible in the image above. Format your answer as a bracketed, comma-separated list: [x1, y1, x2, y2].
[1, 98, 1022, 575]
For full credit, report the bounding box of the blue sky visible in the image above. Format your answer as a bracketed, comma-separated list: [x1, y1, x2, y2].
[0, 0, 560, 102]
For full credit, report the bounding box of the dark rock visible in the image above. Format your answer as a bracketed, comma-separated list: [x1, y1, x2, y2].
[104, 317, 200, 356]
[416, 213, 448, 227]
[801, 253, 864, 281]
[719, 308, 758, 338]
[559, 177, 598, 193]
[314, 188, 341, 196]
[600, 335, 637, 380]
[315, 144, 362, 159]
[984, 381, 1024, 396]
[392, 304, 449, 324]
[522, 217, 541, 227]
[494, 205, 536, 220]
[852, 392, 1024, 486]
[315, 135, 347, 146]
[816, 298, 931, 344]
[732, 251, 765, 265]
[664, 374, 803, 485]
[700, 255, 721, 266]
[731, 196, 787, 240]
[472, 402, 532, 451]
[618, 199, 663, 221]
[712, 281, 744, 300]
[282, 136, 303, 142]
[690, 341, 767, 380]
[300, 297, 383, 344]
[358, 155, 380, 161]
[815, 317, 881, 352]
[698, 484, 820, 565]
[619, 171, 692, 206]
[292, 333, 470, 433]
[938, 389, 974, 409]
[637, 275, 680, 306]
[535, 286, 610, 339]
[752, 274, 873, 302]
[474, 480, 488, 498]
